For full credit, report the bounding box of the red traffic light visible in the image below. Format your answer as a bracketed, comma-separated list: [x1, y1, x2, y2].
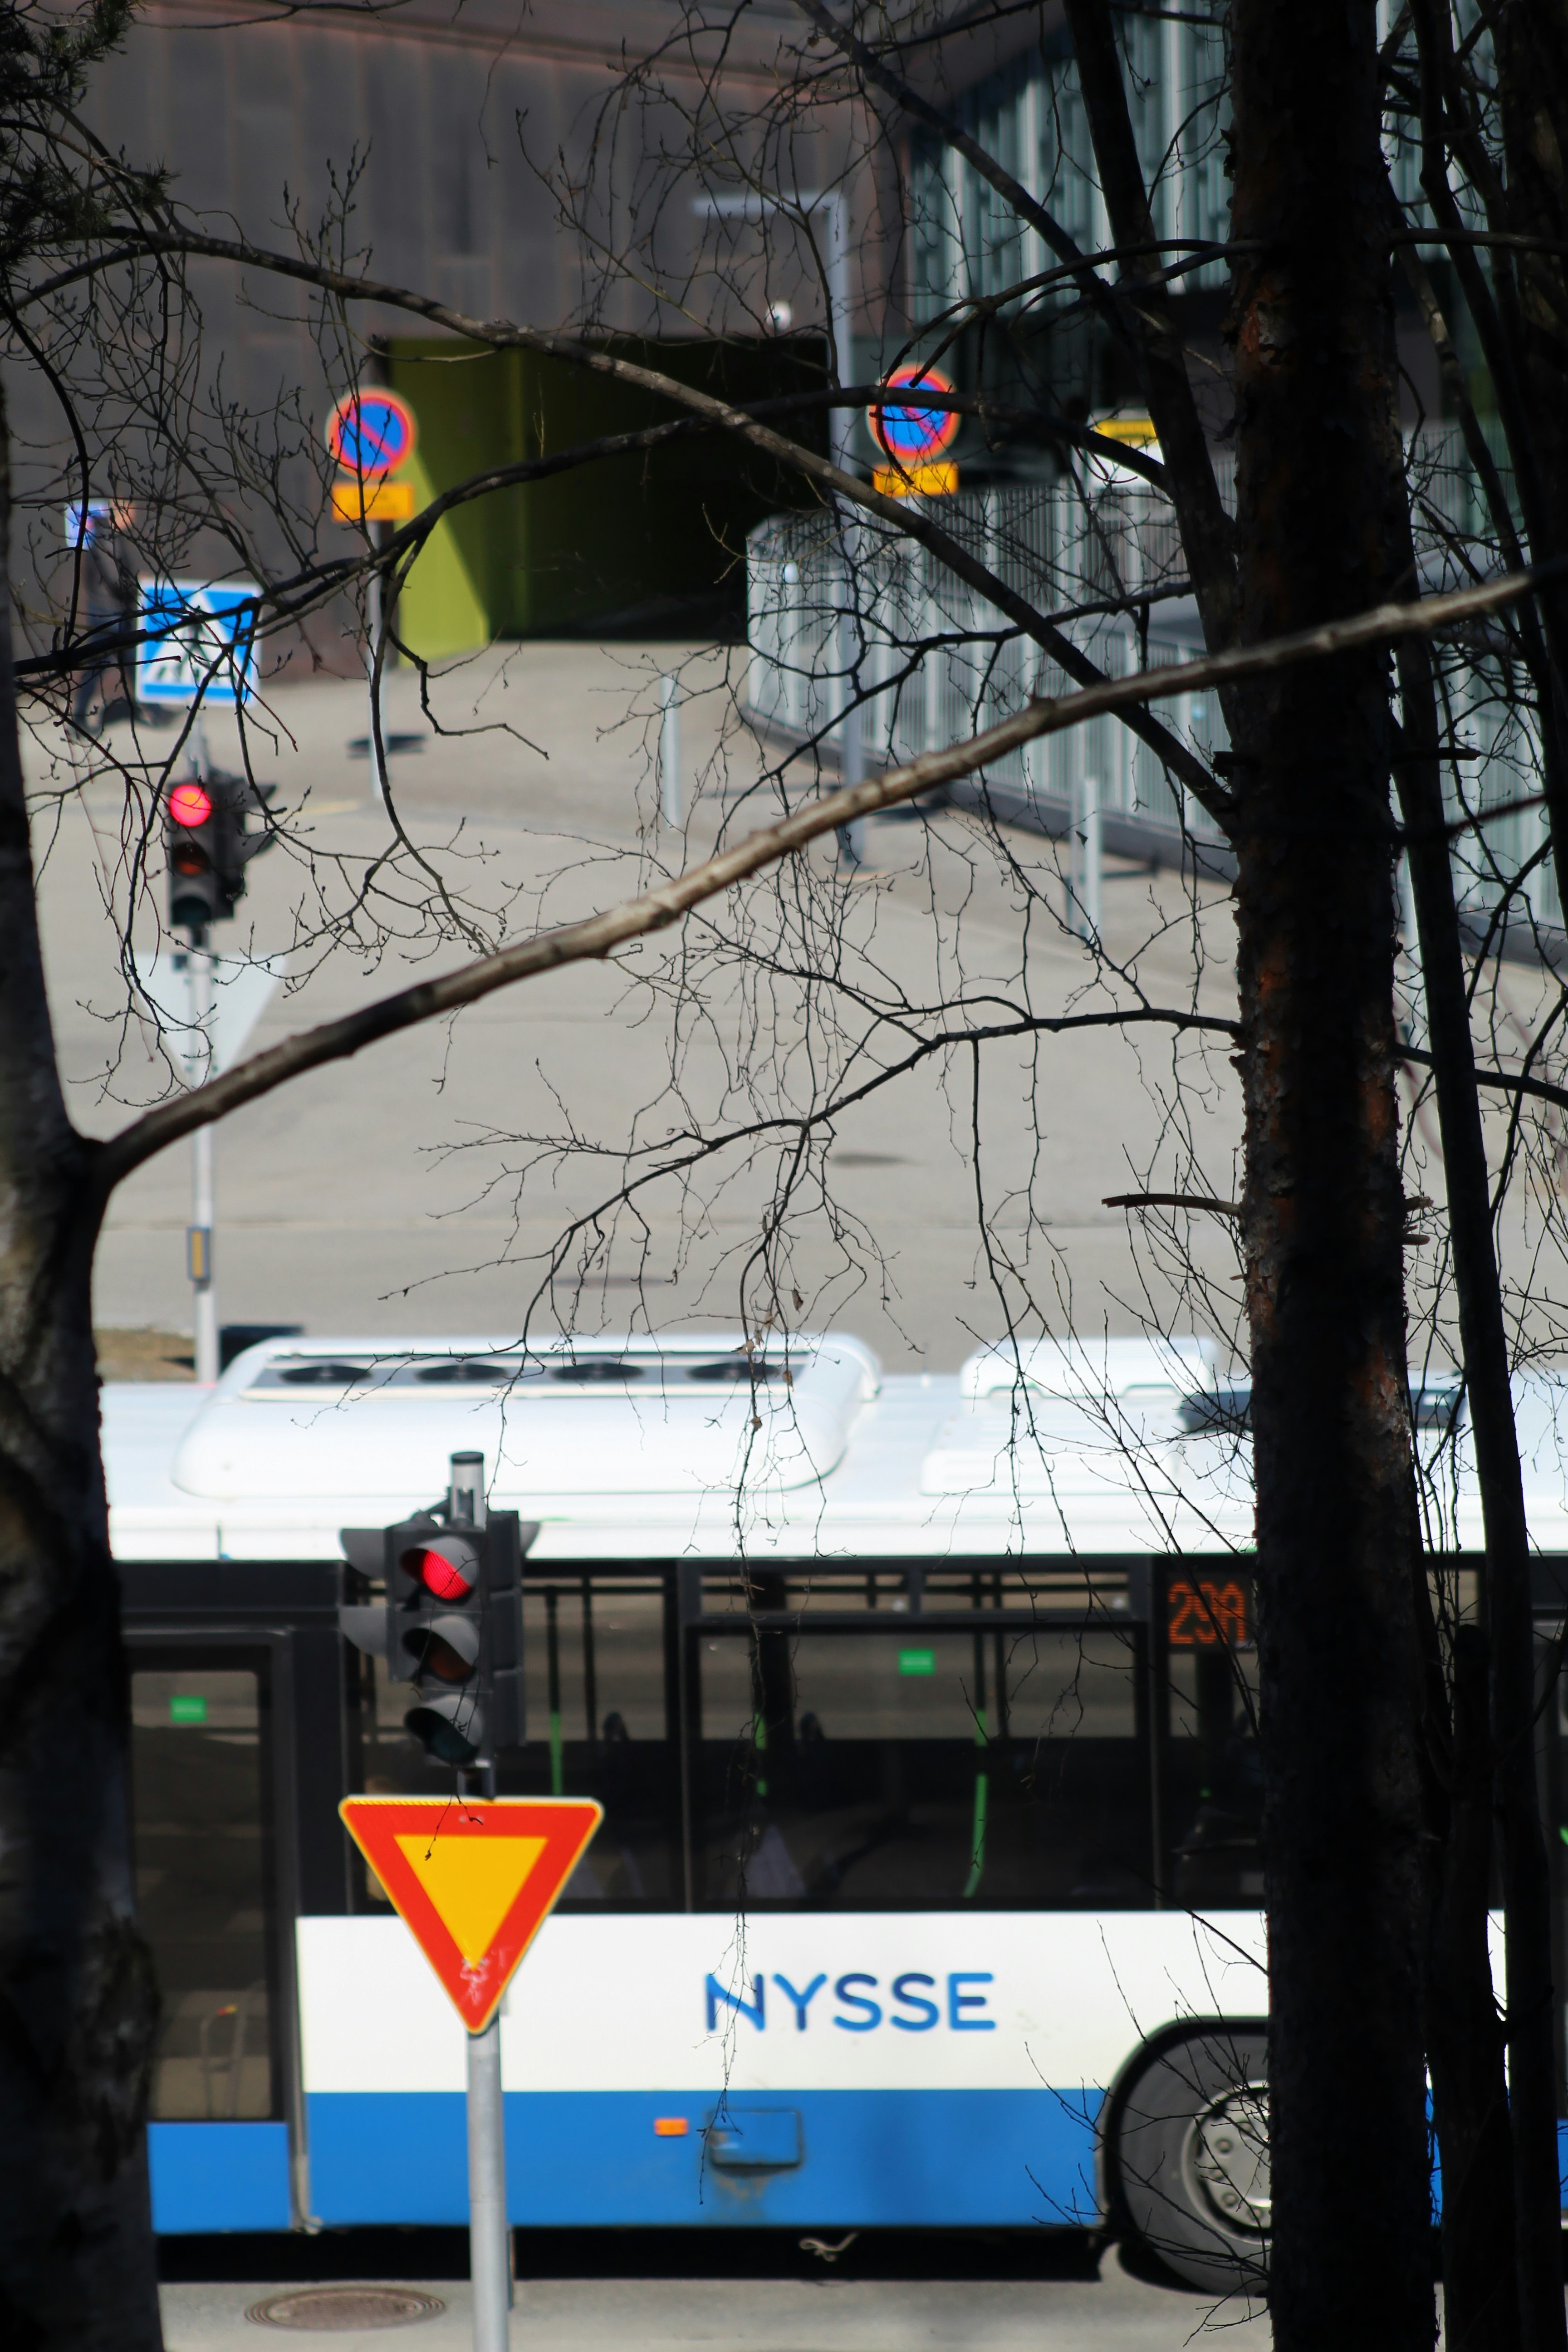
[169, 781, 213, 828]
[401, 1540, 476, 1602]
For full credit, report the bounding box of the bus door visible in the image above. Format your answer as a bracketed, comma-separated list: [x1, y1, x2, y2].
[123, 1561, 350, 2234]
[677, 1559, 1158, 1913]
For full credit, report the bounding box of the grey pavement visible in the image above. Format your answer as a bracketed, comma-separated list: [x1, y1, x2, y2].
[32, 637, 1564, 1378]
[160, 2263, 1269, 2352]
[35, 642, 1243, 1370]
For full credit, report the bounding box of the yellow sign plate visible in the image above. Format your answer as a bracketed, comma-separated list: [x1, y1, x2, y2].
[872, 461, 958, 500]
[331, 476, 416, 524]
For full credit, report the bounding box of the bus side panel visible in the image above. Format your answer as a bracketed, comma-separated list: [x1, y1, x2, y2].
[148, 2122, 293, 2232]
[304, 2088, 1099, 2228]
[299, 1910, 1265, 2230]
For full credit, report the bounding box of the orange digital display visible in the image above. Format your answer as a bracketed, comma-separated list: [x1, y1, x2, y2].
[1167, 1577, 1251, 1648]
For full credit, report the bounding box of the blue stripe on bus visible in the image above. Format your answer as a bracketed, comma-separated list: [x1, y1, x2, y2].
[304, 2089, 1102, 2229]
[149, 2122, 292, 2233]
[147, 2107, 1568, 2237]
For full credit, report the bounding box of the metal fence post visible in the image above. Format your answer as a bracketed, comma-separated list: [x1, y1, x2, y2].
[659, 674, 681, 828]
[187, 946, 219, 1383]
[1069, 771, 1102, 944]
[838, 538, 867, 868]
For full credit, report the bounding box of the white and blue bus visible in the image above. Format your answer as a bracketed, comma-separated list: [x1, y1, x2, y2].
[108, 1330, 1568, 2285]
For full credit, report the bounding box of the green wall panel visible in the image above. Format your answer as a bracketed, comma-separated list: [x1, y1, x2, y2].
[387, 337, 823, 650]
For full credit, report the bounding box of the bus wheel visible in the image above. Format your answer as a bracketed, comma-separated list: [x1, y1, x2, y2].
[1108, 2024, 1270, 2294]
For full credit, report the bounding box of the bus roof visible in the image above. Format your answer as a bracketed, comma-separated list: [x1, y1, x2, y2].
[99, 1329, 1568, 1563]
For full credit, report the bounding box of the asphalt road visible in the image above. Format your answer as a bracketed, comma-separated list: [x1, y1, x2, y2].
[160, 2258, 1270, 2352]
[37, 642, 1247, 1376]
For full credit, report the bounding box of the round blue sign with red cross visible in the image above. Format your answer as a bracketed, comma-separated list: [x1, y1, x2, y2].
[867, 366, 961, 466]
[325, 389, 418, 480]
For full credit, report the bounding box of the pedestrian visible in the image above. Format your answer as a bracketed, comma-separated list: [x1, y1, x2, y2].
[66, 498, 135, 735]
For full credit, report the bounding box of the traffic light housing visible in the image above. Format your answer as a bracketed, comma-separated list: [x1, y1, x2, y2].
[165, 772, 274, 935]
[340, 1474, 531, 1769]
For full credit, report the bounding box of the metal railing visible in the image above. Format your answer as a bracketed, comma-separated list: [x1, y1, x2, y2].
[746, 482, 1230, 865]
[744, 430, 1559, 933]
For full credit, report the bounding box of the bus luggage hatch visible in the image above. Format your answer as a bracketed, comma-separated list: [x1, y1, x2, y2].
[706, 2108, 803, 2169]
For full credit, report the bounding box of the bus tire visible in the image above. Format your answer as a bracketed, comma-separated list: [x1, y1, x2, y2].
[1105, 2022, 1270, 2295]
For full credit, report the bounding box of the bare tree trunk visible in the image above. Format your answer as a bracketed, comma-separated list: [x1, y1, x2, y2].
[1486, 50, 1568, 2334]
[0, 388, 163, 2346]
[1394, 619, 1524, 2349]
[1227, 4, 1433, 2345]
[1394, 9, 1568, 2334]
[1481, 0, 1568, 784]
[1424, 1618, 1521, 2352]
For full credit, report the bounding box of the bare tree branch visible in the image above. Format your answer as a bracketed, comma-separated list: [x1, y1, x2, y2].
[1104, 1192, 1241, 1215]
[88, 555, 1559, 1204]
[15, 223, 1225, 805]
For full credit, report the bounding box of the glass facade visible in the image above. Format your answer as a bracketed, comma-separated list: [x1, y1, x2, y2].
[909, 25, 1230, 326]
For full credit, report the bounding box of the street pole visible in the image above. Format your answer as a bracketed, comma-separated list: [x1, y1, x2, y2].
[836, 554, 866, 869]
[659, 673, 681, 828]
[1068, 771, 1102, 943]
[449, 1448, 510, 2350]
[466, 2016, 509, 2352]
[822, 196, 867, 870]
[187, 941, 219, 1384]
[366, 519, 387, 811]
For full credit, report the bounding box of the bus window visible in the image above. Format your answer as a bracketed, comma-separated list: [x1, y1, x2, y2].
[1165, 1643, 1263, 1906]
[518, 1581, 678, 1906]
[694, 1598, 1150, 1911]
[523, 1581, 666, 1746]
[130, 1666, 278, 2120]
[354, 1578, 680, 1907]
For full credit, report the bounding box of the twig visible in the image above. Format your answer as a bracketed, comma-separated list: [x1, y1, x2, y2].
[1104, 1192, 1240, 1216]
[88, 554, 1563, 1200]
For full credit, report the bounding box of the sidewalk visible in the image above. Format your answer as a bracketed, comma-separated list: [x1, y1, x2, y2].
[160, 2266, 1269, 2352]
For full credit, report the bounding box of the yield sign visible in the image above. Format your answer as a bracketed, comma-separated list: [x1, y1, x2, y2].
[339, 1797, 602, 2033]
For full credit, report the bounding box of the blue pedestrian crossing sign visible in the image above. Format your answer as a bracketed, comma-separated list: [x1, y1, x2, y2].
[136, 579, 260, 709]
[326, 389, 418, 481]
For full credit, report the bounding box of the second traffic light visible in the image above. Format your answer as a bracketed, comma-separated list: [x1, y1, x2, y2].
[340, 1452, 530, 1769]
[165, 773, 273, 935]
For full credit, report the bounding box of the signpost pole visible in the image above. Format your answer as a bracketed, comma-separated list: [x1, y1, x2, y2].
[466, 2014, 510, 2352]
[323, 389, 417, 813]
[659, 673, 681, 828]
[1068, 771, 1102, 944]
[836, 543, 866, 871]
[186, 944, 219, 1384]
[366, 522, 387, 813]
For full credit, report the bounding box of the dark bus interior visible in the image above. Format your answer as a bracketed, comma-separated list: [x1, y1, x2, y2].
[122, 1554, 1564, 2167]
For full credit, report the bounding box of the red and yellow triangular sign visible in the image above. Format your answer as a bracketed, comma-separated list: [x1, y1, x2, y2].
[340, 1796, 603, 2033]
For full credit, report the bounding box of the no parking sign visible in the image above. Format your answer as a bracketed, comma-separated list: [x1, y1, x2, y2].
[325, 390, 418, 480]
[867, 365, 961, 468]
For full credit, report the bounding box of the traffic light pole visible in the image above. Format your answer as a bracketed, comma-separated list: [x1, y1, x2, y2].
[186, 940, 219, 1385]
[447, 1451, 511, 2352]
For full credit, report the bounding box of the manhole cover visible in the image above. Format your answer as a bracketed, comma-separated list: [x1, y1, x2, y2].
[245, 2286, 446, 2331]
